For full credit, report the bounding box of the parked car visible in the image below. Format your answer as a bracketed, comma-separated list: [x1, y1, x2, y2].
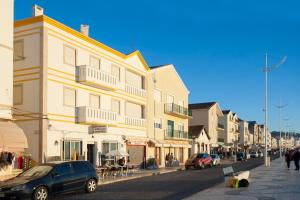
[250, 151, 259, 158]
[185, 153, 213, 169]
[0, 161, 98, 200]
[210, 154, 221, 166]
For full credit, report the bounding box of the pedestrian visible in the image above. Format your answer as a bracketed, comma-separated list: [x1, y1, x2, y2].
[165, 153, 170, 167]
[293, 148, 300, 171]
[169, 153, 174, 167]
[285, 150, 291, 170]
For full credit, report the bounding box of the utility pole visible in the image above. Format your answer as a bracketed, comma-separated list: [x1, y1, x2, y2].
[262, 53, 286, 167]
[276, 100, 287, 158]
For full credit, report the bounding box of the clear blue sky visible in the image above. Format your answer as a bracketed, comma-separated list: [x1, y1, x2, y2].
[15, 0, 300, 132]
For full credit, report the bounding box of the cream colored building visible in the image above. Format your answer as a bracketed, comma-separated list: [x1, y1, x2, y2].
[148, 64, 191, 167]
[0, 0, 27, 154]
[271, 137, 278, 149]
[239, 119, 251, 149]
[218, 110, 240, 151]
[13, 7, 152, 166]
[248, 121, 259, 148]
[189, 102, 223, 152]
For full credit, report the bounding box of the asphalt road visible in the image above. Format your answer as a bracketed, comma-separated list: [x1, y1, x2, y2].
[53, 157, 278, 200]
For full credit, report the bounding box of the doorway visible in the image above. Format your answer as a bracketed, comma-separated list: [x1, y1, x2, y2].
[87, 144, 95, 165]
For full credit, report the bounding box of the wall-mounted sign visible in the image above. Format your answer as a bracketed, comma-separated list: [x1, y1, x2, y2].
[92, 126, 107, 134]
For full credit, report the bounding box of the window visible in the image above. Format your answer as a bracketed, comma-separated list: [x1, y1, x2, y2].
[14, 40, 24, 61]
[63, 87, 76, 107]
[101, 142, 118, 166]
[90, 56, 100, 69]
[13, 84, 23, 105]
[126, 70, 142, 88]
[72, 162, 89, 173]
[111, 64, 120, 81]
[54, 163, 72, 176]
[64, 45, 76, 66]
[90, 94, 100, 108]
[154, 89, 162, 102]
[154, 118, 162, 129]
[63, 140, 82, 160]
[111, 99, 120, 114]
[125, 102, 143, 118]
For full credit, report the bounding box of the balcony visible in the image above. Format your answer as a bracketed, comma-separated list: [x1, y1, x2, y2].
[125, 84, 147, 98]
[77, 65, 119, 90]
[77, 106, 118, 125]
[125, 116, 146, 127]
[164, 103, 192, 119]
[165, 130, 192, 140]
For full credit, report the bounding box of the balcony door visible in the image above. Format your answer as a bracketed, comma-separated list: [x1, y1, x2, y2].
[167, 120, 174, 137]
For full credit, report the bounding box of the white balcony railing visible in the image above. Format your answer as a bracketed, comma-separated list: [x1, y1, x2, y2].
[77, 106, 118, 125]
[77, 65, 119, 90]
[124, 116, 146, 127]
[125, 84, 147, 98]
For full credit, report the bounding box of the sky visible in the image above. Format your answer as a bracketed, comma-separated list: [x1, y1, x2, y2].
[14, 0, 300, 132]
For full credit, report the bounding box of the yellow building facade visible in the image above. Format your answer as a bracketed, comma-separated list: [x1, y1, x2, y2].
[147, 65, 192, 167]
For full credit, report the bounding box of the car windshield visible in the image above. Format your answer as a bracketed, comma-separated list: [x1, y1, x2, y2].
[250, 152, 256, 154]
[211, 155, 216, 158]
[197, 154, 205, 158]
[19, 165, 53, 177]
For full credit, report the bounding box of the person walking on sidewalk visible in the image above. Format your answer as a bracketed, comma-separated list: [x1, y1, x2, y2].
[293, 148, 300, 171]
[285, 150, 292, 170]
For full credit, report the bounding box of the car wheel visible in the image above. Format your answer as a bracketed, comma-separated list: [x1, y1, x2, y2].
[33, 186, 48, 200]
[185, 166, 189, 170]
[209, 161, 213, 168]
[86, 178, 97, 193]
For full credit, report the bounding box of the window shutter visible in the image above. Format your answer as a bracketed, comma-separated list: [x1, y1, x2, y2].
[13, 85, 23, 105]
[64, 45, 76, 66]
[64, 87, 76, 107]
[111, 64, 120, 81]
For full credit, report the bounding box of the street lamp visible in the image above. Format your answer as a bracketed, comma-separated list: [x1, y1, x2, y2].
[263, 53, 286, 167]
[276, 101, 287, 158]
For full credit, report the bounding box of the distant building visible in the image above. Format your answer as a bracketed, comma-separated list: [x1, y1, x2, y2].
[189, 102, 223, 153]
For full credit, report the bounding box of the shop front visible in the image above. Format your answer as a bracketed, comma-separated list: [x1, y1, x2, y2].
[0, 121, 28, 180]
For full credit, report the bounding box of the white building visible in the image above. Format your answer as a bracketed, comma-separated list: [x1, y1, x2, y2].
[13, 6, 150, 166]
[0, 0, 27, 154]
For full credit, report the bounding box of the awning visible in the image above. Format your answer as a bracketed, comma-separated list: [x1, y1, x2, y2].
[148, 139, 191, 148]
[126, 136, 148, 145]
[0, 121, 28, 152]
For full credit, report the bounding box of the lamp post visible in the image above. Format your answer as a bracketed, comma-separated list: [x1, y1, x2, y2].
[262, 53, 286, 167]
[276, 101, 287, 158]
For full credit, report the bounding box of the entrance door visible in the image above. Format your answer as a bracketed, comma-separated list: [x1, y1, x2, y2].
[167, 120, 174, 137]
[87, 144, 95, 165]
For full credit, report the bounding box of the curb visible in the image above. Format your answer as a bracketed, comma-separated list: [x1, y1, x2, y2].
[98, 168, 183, 186]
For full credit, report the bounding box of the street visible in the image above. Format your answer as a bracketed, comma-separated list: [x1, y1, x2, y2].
[53, 158, 271, 200]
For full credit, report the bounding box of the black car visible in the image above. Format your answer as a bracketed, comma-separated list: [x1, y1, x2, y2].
[0, 161, 98, 200]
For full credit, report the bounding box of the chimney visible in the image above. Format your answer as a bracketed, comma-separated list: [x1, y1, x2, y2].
[80, 24, 89, 37]
[32, 5, 44, 17]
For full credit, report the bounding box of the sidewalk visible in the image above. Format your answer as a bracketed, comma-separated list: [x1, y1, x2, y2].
[185, 158, 300, 200]
[98, 166, 183, 185]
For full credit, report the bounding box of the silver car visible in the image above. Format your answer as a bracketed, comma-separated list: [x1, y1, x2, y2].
[210, 154, 221, 166]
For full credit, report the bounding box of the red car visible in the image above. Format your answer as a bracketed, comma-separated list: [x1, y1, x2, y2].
[185, 153, 213, 169]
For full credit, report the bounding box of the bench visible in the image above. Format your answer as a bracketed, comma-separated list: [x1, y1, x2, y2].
[223, 166, 250, 187]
